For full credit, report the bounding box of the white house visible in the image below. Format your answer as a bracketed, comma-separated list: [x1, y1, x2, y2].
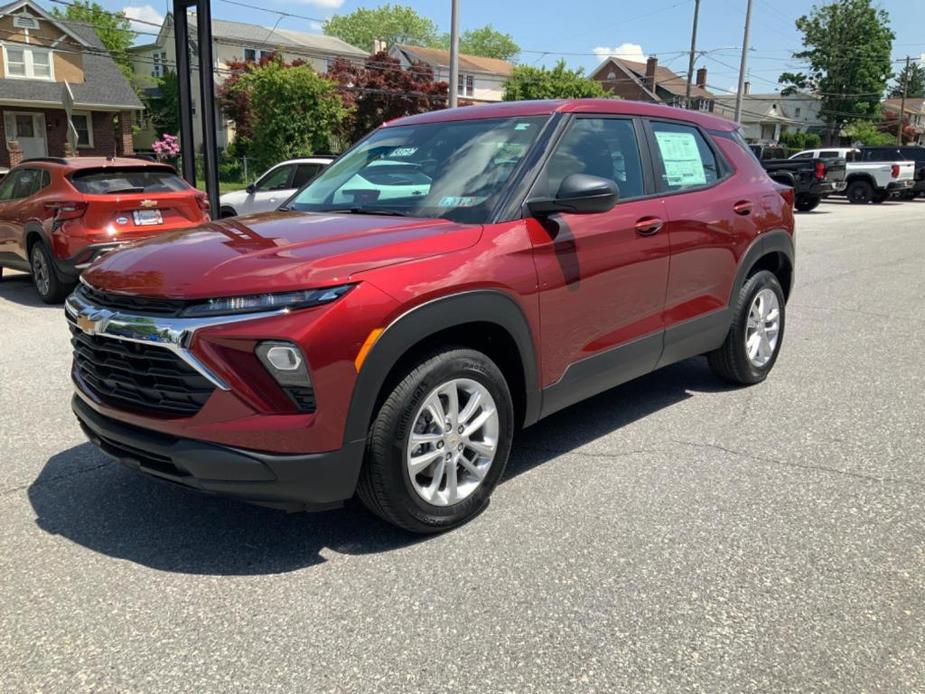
[713, 88, 827, 143]
[128, 14, 367, 150]
[388, 44, 514, 103]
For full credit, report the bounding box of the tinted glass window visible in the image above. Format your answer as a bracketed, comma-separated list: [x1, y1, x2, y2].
[650, 121, 720, 190]
[291, 116, 548, 223]
[792, 152, 813, 160]
[69, 168, 190, 194]
[538, 117, 645, 200]
[0, 171, 22, 200]
[10, 168, 42, 198]
[819, 151, 841, 159]
[292, 163, 324, 188]
[257, 165, 294, 191]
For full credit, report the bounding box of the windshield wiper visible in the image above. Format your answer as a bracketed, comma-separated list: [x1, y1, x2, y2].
[320, 207, 409, 217]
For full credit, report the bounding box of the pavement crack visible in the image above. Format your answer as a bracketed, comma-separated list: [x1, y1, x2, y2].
[0, 461, 111, 498]
[670, 439, 925, 489]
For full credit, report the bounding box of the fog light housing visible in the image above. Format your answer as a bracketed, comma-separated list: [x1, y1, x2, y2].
[255, 341, 315, 412]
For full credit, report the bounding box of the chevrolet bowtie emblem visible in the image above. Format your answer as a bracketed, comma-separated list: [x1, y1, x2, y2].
[75, 309, 112, 335]
[139, 199, 158, 208]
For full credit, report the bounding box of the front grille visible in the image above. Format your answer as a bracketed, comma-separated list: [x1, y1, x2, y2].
[69, 320, 214, 417]
[76, 283, 189, 317]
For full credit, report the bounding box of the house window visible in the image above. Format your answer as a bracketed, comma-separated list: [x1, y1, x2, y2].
[457, 73, 474, 98]
[795, 106, 802, 118]
[243, 48, 274, 63]
[2, 44, 54, 80]
[697, 99, 711, 112]
[71, 111, 93, 148]
[13, 14, 40, 30]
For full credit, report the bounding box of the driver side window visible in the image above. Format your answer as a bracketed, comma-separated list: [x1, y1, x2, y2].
[256, 165, 293, 192]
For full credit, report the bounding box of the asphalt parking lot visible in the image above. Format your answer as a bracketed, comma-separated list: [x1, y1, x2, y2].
[1, 198, 923, 693]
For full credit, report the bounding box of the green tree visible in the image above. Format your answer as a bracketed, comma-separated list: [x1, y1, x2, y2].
[223, 57, 346, 172]
[323, 4, 440, 53]
[503, 60, 607, 101]
[146, 71, 179, 137]
[844, 119, 895, 145]
[438, 25, 519, 61]
[778, 0, 894, 134]
[889, 61, 925, 98]
[51, 1, 134, 81]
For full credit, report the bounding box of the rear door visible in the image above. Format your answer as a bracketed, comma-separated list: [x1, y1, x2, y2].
[647, 120, 762, 364]
[0, 167, 45, 261]
[528, 115, 670, 412]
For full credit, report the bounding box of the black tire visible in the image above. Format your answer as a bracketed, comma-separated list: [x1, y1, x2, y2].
[219, 206, 237, 218]
[29, 241, 73, 304]
[871, 191, 887, 204]
[846, 180, 874, 204]
[707, 270, 785, 385]
[794, 194, 820, 212]
[357, 347, 514, 534]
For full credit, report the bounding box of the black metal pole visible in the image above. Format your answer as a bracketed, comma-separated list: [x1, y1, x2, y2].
[172, 2, 195, 184]
[195, 0, 220, 214]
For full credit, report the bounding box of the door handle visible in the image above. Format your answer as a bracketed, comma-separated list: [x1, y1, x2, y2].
[733, 200, 753, 216]
[634, 217, 663, 236]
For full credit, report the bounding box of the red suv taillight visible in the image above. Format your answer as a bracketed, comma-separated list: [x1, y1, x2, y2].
[814, 161, 826, 181]
[891, 164, 900, 178]
[45, 201, 88, 222]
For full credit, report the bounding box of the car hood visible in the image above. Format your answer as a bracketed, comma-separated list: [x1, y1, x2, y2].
[82, 211, 481, 299]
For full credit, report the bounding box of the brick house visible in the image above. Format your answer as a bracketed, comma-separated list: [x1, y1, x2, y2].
[590, 56, 715, 112]
[0, 0, 142, 170]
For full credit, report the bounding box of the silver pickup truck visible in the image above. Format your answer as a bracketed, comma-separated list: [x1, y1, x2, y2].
[789, 147, 915, 204]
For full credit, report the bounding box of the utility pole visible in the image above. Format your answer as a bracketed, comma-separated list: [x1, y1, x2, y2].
[734, 0, 753, 123]
[448, 0, 460, 108]
[898, 55, 911, 145]
[684, 0, 701, 109]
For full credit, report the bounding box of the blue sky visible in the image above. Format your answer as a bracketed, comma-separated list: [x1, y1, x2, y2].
[112, 0, 924, 96]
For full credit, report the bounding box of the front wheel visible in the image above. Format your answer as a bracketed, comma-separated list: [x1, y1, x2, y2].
[708, 270, 785, 385]
[29, 242, 73, 304]
[357, 348, 514, 533]
[795, 194, 820, 212]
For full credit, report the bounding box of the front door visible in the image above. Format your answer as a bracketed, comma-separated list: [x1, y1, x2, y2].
[4, 112, 48, 159]
[246, 163, 296, 214]
[528, 116, 670, 416]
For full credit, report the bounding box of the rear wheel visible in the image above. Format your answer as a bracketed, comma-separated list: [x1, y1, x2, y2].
[871, 191, 887, 204]
[708, 270, 785, 385]
[846, 180, 873, 204]
[794, 194, 820, 212]
[29, 242, 73, 304]
[357, 348, 514, 533]
[219, 206, 237, 218]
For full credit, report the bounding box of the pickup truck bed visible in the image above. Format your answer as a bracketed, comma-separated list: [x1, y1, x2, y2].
[750, 146, 846, 212]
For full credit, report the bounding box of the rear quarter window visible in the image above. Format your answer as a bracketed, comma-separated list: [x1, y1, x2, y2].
[69, 167, 190, 194]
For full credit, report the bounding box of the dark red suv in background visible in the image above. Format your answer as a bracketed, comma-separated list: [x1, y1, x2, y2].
[0, 157, 209, 302]
[67, 100, 794, 533]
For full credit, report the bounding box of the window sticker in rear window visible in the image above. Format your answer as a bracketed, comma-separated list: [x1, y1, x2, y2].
[654, 131, 708, 187]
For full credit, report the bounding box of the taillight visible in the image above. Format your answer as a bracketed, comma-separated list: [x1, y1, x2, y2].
[814, 161, 826, 181]
[195, 193, 211, 217]
[891, 164, 900, 178]
[45, 201, 88, 222]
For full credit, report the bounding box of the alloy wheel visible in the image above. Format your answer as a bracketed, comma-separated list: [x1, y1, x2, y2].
[745, 288, 781, 368]
[31, 246, 50, 297]
[406, 378, 499, 507]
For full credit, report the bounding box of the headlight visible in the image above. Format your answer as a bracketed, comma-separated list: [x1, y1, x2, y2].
[178, 284, 353, 317]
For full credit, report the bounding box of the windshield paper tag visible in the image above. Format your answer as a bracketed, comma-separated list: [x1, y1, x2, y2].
[438, 196, 478, 207]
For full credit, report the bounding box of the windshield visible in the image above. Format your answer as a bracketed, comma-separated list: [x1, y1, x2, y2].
[289, 116, 548, 223]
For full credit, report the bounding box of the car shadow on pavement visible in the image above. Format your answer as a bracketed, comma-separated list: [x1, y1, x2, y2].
[28, 357, 733, 576]
[0, 273, 63, 310]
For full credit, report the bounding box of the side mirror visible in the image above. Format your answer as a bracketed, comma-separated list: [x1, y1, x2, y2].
[527, 173, 619, 216]
[245, 183, 256, 195]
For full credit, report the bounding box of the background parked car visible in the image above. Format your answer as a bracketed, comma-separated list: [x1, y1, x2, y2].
[858, 145, 925, 199]
[789, 147, 914, 204]
[750, 144, 846, 212]
[0, 157, 210, 302]
[219, 157, 333, 218]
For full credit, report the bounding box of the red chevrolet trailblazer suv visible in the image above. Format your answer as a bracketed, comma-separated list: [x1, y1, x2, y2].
[67, 100, 794, 533]
[0, 157, 209, 302]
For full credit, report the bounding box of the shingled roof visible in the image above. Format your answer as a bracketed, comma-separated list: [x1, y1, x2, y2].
[391, 44, 514, 77]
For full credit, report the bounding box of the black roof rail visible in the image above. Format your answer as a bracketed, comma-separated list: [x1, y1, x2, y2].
[22, 157, 69, 165]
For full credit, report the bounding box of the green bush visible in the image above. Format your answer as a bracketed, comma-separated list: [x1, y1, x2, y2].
[779, 131, 822, 150]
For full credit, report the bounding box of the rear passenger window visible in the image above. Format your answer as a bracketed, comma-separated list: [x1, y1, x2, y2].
[650, 121, 719, 191]
[538, 117, 645, 200]
[792, 152, 813, 160]
[819, 151, 840, 159]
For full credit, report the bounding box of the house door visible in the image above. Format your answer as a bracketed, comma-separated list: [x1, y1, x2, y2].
[4, 112, 48, 159]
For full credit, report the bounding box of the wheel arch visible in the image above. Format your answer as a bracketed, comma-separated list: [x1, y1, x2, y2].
[732, 230, 795, 303]
[342, 290, 542, 446]
[845, 172, 876, 187]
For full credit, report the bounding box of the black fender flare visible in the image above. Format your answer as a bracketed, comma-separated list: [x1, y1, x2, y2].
[341, 290, 542, 446]
[731, 229, 795, 303]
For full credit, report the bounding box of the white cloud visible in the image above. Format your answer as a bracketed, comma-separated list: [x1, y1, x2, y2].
[308, 20, 323, 32]
[592, 43, 646, 63]
[286, 0, 345, 7]
[123, 4, 164, 33]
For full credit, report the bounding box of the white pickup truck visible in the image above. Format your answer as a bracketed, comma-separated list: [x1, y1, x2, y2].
[789, 147, 915, 204]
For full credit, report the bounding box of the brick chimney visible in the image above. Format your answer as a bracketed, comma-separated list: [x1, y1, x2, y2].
[372, 38, 387, 54]
[696, 66, 707, 89]
[645, 56, 658, 92]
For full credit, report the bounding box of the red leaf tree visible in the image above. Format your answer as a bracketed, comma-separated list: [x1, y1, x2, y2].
[326, 51, 449, 143]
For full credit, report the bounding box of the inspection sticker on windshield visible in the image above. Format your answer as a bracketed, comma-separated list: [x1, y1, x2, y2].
[389, 147, 418, 158]
[438, 196, 479, 207]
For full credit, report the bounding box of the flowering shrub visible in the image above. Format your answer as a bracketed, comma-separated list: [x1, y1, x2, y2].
[152, 133, 180, 162]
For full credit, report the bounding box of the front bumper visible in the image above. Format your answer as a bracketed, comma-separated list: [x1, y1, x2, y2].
[73, 395, 365, 511]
